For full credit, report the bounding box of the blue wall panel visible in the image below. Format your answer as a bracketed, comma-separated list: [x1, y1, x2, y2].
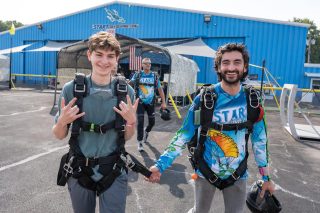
[0, 2, 311, 88]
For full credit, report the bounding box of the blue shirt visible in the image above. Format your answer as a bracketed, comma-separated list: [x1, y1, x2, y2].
[155, 83, 269, 180]
[130, 70, 161, 104]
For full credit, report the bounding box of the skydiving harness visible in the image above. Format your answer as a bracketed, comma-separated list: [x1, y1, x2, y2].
[57, 73, 151, 195]
[134, 71, 159, 104]
[187, 84, 264, 190]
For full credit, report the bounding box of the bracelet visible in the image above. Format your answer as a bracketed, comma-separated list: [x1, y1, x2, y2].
[259, 167, 270, 176]
[262, 175, 271, 182]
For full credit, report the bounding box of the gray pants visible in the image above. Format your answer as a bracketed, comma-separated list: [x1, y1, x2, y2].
[67, 174, 128, 213]
[189, 177, 247, 213]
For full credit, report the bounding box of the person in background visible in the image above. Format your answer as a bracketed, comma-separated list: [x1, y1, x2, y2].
[129, 58, 166, 152]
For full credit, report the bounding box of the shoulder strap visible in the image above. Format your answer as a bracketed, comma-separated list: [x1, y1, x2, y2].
[200, 84, 216, 129]
[134, 71, 141, 98]
[114, 75, 128, 153]
[69, 73, 88, 154]
[153, 72, 159, 88]
[244, 85, 263, 130]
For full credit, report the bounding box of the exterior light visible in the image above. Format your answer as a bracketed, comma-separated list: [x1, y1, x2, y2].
[204, 14, 211, 23]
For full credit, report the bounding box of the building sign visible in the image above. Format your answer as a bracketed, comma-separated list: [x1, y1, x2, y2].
[92, 24, 139, 30]
[92, 8, 139, 31]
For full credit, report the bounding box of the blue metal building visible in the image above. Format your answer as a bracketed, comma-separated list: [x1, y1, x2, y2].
[0, 1, 319, 90]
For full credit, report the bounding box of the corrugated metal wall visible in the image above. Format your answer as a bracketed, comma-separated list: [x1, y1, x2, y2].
[0, 2, 317, 89]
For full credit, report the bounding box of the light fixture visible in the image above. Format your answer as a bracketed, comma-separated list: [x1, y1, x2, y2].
[204, 14, 211, 23]
[36, 24, 43, 30]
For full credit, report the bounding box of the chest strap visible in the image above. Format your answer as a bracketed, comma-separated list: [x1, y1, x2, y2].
[138, 82, 155, 87]
[209, 121, 253, 132]
[81, 120, 116, 134]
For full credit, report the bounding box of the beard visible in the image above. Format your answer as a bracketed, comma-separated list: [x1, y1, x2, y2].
[219, 70, 244, 85]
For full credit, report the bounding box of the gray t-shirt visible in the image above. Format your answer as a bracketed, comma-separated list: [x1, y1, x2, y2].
[55, 75, 135, 181]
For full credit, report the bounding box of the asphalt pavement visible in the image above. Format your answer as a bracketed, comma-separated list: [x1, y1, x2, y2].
[0, 89, 319, 213]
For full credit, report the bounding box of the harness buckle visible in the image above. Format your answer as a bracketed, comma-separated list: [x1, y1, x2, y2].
[117, 83, 127, 93]
[112, 162, 124, 173]
[231, 172, 240, 181]
[63, 156, 74, 177]
[99, 125, 103, 134]
[208, 173, 218, 184]
[120, 154, 135, 169]
[220, 124, 224, 131]
[74, 83, 86, 93]
[85, 158, 89, 167]
[203, 91, 214, 110]
[248, 87, 260, 108]
[89, 123, 95, 132]
[189, 147, 195, 155]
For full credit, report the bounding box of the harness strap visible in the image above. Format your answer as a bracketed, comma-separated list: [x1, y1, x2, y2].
[139, 82, 155, 86]
[198, 151, 248, 190]
[77, 157, 125, 195]
[123, 153, 152, 177]
[209, 121, 253, 132]
[58, 74, 152, 193]
[114, 76, 127, 153]
[76, 154, 118, 168]
[69, 73, 88, 153]
[188, 84, 259, 190]
[81, 120, 116, 134]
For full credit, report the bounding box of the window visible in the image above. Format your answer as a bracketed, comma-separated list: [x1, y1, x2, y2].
[311, 79, 320, 90]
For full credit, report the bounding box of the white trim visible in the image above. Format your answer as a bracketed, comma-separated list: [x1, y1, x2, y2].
[304, 72, 320, 78]
[304, 63, 320, 68]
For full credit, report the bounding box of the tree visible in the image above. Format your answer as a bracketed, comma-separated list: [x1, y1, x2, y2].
[291, 18, 320, 63]
[0, 20, 24, 32]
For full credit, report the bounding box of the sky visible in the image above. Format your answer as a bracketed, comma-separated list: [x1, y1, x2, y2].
[0, 0, 319, 27]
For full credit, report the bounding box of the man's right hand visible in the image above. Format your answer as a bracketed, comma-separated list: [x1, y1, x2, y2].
[57, 97, 85, 126]
[145, 165, 161, 183]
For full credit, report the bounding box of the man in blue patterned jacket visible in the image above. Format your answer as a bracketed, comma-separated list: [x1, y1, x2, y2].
[146, 43, 275, 213]
[129, 58, 166, 152]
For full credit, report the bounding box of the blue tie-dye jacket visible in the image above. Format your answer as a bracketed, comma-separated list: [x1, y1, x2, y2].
[155, 83, 269, 180]
[130, 71, 161, 105]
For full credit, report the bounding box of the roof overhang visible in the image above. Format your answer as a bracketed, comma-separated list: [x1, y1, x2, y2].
[156, 38, 216, 58]
[27, 41, 76, 52]
[0, 43, 35, 55]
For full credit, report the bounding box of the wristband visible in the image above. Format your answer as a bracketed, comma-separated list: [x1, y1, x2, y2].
[259, 167, 270, 176]
[262, 175, 271, 182]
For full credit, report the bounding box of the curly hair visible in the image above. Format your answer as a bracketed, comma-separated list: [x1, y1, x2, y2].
[214, 43, 249, 81]
[88, 32, 121, 57]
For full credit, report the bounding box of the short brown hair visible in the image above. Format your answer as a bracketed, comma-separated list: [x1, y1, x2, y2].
[88, 32, 121, 57]
[214, 43, 249, 81]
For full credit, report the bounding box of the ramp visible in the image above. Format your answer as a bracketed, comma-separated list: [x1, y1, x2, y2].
[280, 84, 320, 142]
